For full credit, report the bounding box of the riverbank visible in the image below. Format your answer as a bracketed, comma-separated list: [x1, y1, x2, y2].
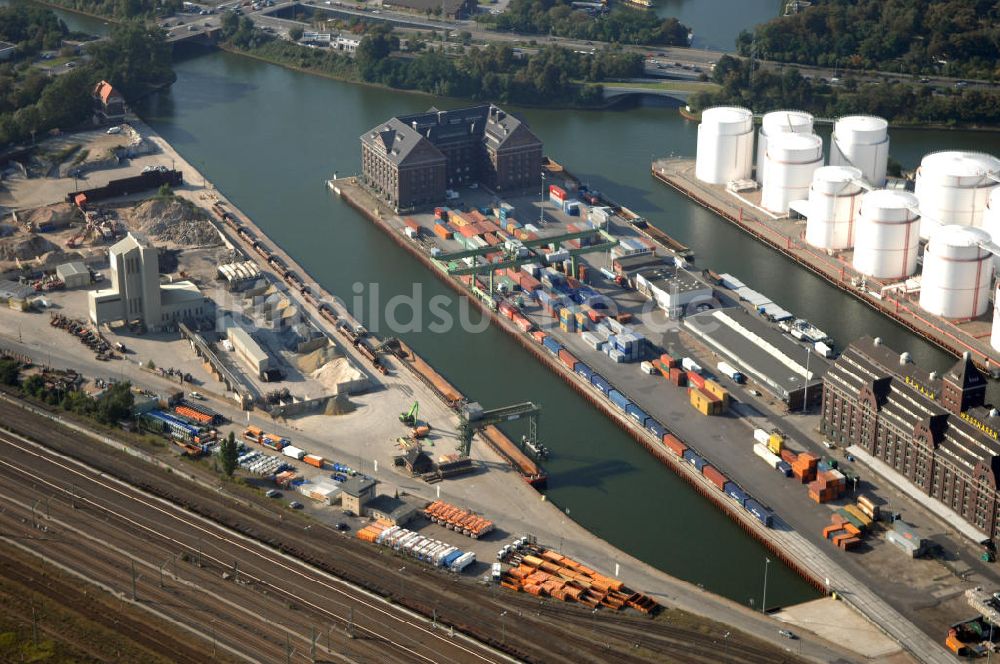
[101, 116, 865, 662]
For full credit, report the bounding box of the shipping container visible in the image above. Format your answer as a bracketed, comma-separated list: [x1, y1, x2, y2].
[558, 349, 578, 371]
[590, 373, 611, 395]
[753, 443, 780, 469]
[646, 419, 666, 440]
[682, 450, 707, 472]
[681, 357, 702, 373]
[625, 403, 650, 427]
[608, 389, 630, 411]
[303, 454, 324, 468]
[662, 434, 686, 457]
[687, 371, 706, 390]
[702, 465, 727, 491]
[542, 337, 562, 355]
[744, 499, 774, 527]
[575, 362, 593, 381]
[282, 445, 306, 460]
[725, 483, 748, 507]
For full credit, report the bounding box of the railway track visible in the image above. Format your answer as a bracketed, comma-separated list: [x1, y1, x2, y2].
[0, 396, 805, 663]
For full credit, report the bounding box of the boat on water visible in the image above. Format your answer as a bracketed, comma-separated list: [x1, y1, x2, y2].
[679, 105, 700, 122]
[781, 319, 831, 345]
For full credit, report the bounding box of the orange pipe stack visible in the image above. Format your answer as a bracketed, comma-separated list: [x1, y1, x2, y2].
[174, 404, 213, 425]
[356, 522, 387, 543]
[791, 452, 818, 483]
[423, 500, 495, 538]
[499, 548, 659, 614]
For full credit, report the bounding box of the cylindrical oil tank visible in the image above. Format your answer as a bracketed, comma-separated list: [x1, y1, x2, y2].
[992, 283, 1000, 352]
[695, 106, 754, 185]
[982, 187, 1000, 269]
[829, 115, 890, 187]
[852, 190, 921, 280]
[755, 110, 814, 184]
[761, 132, 824, 214]
[919, 225, 993, 319]
[914, 151, 1000, 239]
[805, 166, 864, 250]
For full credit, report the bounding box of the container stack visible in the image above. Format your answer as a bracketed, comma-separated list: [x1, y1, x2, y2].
[807, 469, 847, 503]
[424, 500, 495, 539]
[821, 514, 862, 551]
[791, 452, 818, 483]
[688, 386, 724, 415]
[357, 523, 475, 570]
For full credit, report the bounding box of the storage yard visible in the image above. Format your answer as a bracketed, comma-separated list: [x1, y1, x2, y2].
[329, 117, 1000, 661]
[655, 109, 1000, 375]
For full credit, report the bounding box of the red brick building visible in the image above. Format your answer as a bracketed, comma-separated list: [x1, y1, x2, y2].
[822, 336, 999, 543]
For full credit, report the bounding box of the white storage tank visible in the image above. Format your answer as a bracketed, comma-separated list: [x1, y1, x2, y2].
[992, 283, 1000, 352]
[761, 132, 824, 214]
[914, 151, 1000, 239]
[755, 110, 814, 184]
[695, 106, 754, 185]
[852, 190, 921, 280]
[805, 165, 864, 250]
[984, 187, 1000, 246]
[829, 115, 890, 187]
[919, 225, 993, 319]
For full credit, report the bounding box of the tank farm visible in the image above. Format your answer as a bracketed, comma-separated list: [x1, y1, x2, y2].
[330, 174, 830, 593]
[657, 107, 1000, 375]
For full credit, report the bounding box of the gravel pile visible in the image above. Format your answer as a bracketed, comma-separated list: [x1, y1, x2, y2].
[128, 198, 221, 247]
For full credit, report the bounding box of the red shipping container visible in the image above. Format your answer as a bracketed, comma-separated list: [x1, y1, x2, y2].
[434, 207, 447, 219]
[484, 233, 500, 246]
[404, 217, 420, 231]
[549, 184, 566, 197]
[513, 315, 533, 332]
[587, 309, 605, 323]
[660, 353, 678, 369]
[669, 368, 688, 386]
[520, 274, 542, 291]
[687, 371, 706, 389]
[469, 210, 488, 223]
[558, 349, 578, 371]
[702, 464, 727, 491]
[458, 224, 477, 239]
[482, 220, 501, 234]
[662, 434, 686, 457]
[531, 330, 547, 344]
[499, 302, 516, 320]
[779, 448, 798, 464]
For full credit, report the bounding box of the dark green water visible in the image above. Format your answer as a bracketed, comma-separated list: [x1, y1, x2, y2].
[36, 0, 1000, 609]
[654, 0, 781, 50]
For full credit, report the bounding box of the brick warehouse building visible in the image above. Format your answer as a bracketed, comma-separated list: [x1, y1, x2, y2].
[360, 104, 543, 212]
[822, 336, 1000, 543]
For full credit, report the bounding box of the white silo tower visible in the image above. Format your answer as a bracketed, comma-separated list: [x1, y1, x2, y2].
[914, 151, 1000, 239]
[852, 189, 921, 280]
[695, 106, 754, 185]
[805, 165, 864, 250]
[761, 132, 824, 214]
[919, 225, 993, 319]
[992, 283, 1000, 351]
[982, 187, 1000, 270]
[755, 110, 814, 184]
[829, 115, 890, 187]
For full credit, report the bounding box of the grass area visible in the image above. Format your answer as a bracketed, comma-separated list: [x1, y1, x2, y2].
[36, 55, 77, 68]
[44, 142, 82, 164]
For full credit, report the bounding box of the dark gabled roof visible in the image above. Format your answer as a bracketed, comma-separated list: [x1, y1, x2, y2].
[341, 476, 376, 497]
[365, 494, 418, 520]
[945, 354, 987, 392]
[360, 117, 447, 167]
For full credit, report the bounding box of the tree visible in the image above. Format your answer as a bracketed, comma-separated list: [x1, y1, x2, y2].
[289, 26, 304, 41]
[0, 358, 19, 386]
[219, 431, 239, 477]
[158, 183, 174, 198]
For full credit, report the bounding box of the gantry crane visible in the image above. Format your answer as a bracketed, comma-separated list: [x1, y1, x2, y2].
[457, 401, 542, 458]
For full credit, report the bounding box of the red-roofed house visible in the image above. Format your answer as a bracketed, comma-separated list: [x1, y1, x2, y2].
[93, 80, 125, 124]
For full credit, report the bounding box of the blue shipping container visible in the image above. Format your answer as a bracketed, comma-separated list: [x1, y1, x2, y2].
[575, 363, 593, 380]
[726, 486, 748, 507]
[647, 419, 666, 439]
[776, 461, 792, 477]
[625, 404, 649, 427]
[542, 337, 562, 355]
[608, 390, 630, 411]
[591, 374, 611, 395]
[744, 499, 774, 527]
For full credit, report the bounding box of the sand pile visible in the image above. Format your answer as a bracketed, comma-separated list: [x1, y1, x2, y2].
[0, 233, 60, 262]
[127, 198, 220, 247]
[311, 356, 364, 392]
[21, 203, 78, 231]
[297, 344, 343, 374]
[324, 393, 357, 416]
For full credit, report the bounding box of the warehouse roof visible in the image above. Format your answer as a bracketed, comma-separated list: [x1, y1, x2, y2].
[636, 267, 709, 296]
[341, 476, 376, 498]
[56, 261, 89, 279]
[685, 308, 828, 398]
[226, 325, 269, 365]
[365, 494, 419, 523]
[0, 280, 35, 300]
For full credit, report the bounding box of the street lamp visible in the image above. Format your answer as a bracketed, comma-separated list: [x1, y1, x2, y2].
[802, 345, 811, 413]
[761, 557, 771, 614]
[499, 610, 508, 643]
[539, 172, 546, 224]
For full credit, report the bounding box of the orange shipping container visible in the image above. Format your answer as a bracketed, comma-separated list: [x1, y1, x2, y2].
[303, 454, 324, 468]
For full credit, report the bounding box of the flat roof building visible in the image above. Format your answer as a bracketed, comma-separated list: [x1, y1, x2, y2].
[225, 324, 270, 378]
[685, 308, 828, 410]
[823, 337, 1000, 543]
[364, 494, 420, 526]
[0, 280, 36, 311]
[635, 266, 712, 317]
[56, 261, 91, 289]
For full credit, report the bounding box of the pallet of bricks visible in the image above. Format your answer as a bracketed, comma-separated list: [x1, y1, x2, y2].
[424, 500, 495, 539]
[500, 549, 659, 614]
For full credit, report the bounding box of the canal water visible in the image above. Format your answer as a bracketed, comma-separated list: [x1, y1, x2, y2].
[40, 1, 1000, 607]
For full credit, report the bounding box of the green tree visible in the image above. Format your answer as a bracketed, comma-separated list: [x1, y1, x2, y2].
[0, 358, 19, 385]
[95, 382, 134, 424]
[219, 431, 239, 477]
[87, 21, 176, 99]
[289, 26, 304, 41]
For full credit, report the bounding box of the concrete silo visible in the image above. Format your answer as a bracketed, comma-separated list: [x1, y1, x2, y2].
[852, 189, 921, 280]
[694, 106, 755, 185]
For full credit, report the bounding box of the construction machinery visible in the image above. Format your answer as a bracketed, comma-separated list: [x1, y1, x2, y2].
[400, 401, 419, 426]
[457, 401, 541, 458]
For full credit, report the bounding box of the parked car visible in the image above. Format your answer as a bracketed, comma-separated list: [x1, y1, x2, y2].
[778, 629, 796, 639]
[289, 501, 303, 509]
[335, 522, 350, 531]
[189, 391, 204, 400]
[106, 126, 122, 135]
[266, 489, 280, 498]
